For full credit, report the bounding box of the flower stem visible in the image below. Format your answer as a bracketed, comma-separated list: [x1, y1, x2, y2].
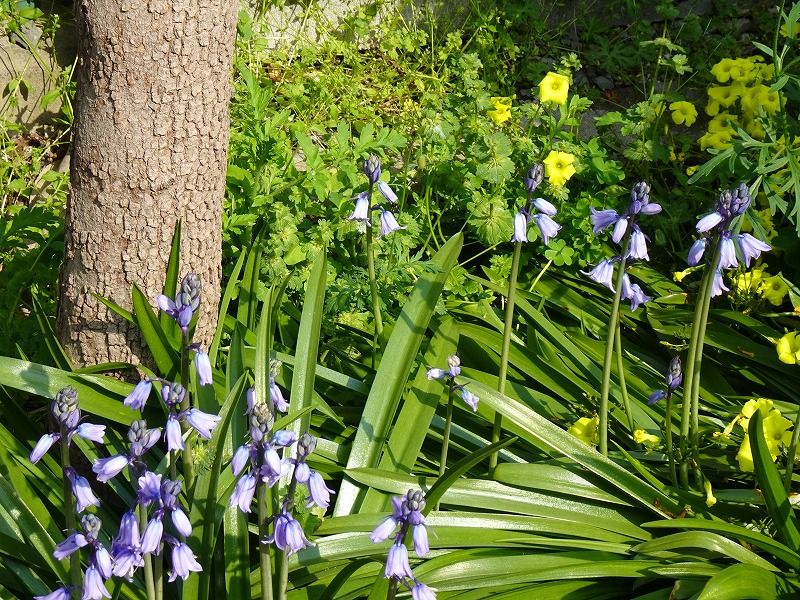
[179, 331, 195, 490]
[386, 579, 398, 600]
[614, 313, 635, 437]
[138, 502, 156, 600]
[491, 241, 522, 471]
[59, 434, 80, 590]
[599, 257, 627, 456]
[439, 379, 455, 480]
[665, 391, 678, 488]
[276, 473, 299, 600]
[153, 547, 163, 600]
[258, 483, 274, 600]
[784, 402, 800, 492]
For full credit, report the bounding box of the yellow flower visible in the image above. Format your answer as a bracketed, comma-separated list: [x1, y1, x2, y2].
[707, 86, 741, 109]
[733, 268, 764, 293]
[736, 434, 755, 471]
[487, 96, 512, 126]
[708, 113, 738, 133]
[633, 429, 661, 449]
[738, 398, 774, 431]
[757, 86, 781, 114]
[698, 130, 733, 151]
[669, 101, 698, 126]
[704, 479, 717, 507]
[729, 58, 755, 82]
[543, 151, 577, 187]
[777, 331, 800, 364]
[685, 165, 699, 177]
[538, 72, 570, 105]
[568, 415, 599, 446]
[711, 58, 737, 83]
[762, 274, 789, 306]
[736, 410, 792, 472]
[745, 119, 766, 140]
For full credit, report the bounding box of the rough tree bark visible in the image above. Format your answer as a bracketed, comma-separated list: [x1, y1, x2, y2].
[58, 0, 238, 366]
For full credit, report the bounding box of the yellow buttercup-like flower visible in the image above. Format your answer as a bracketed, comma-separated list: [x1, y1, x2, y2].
[707, 86, 741, 109]
[487, 96, 512, 126]
[568, 415, 599, 446]
[669, 101, 698, 126]
[633, 429, 661, 449]
[734, 405, 793, 472]
[777, 332, 800, 364]
[538, 72, 570, 105]
[711, 58, 737, 83]
[762, 274, 789, 306]
[708, 113, 738, 133]
[543, 151, 577, 187]
[733, 268, 764, 293]
[698, 130, 733, 151]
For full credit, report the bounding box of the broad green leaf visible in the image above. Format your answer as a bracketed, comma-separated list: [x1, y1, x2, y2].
[131, 283, 179, 378]
[334, 233, 463, 516]
[697, 563, 776, 600]
[634, 531, 777, 571]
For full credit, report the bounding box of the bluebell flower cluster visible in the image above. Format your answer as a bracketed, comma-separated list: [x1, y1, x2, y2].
[512, 164, 561, 245]
[370, 489, 435, 599]
[583, 182, 660, 311]
[349, 155, 405, 236]
[686, 184, 770, 297]
[157, 381, 221, 452]
[157, 272, 201, 333]
[53, 514, 112, 600]
[426, 355, 479, 411]
[648, 356, 683, 405]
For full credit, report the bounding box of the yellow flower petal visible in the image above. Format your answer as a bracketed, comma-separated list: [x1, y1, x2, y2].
[762, 275, 789, 306]
[568, 415, 599, 446]
[777, 332, 800, 365]
[633, 429, 661, 449]
[543, 150, 577, 187]
[538, 72, 570, 105]
[669, 101, 698, 127]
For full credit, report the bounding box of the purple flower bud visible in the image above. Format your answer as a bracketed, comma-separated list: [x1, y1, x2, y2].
[629, 181, 651, 213]
[124, 379, 152, 411]
[75, 423, 106, 444]
[532, 197, 557, 216]
[377, 181, 398, 203]
[447, 355, 461, 378]
[35, 588, 72, 600]
[412, 582, 437, 600]
[194, 351, 213, 386]
[534, 213, 561, 246]
[270, 379, 289, 412]
[185, 408, 221, 440]
[157, 295, 177, 314]
[736, 233, 770, 268]
[165, 416, 184, 451]
[719, 232, 738, 270]
[687, 239, 707, 266]
[648, 390, 667, 405]
[412, 523, 429, 557]
[171, 508, 192, 538]
[639, 203, 662, 215]
[426, 368, 447, 380]
[666, 356, 682, 390]
[177, 304, 193, 330]
[461, 388, 479, 412]
[66, 468, 100, 513]
[272, 430, 297, 447]
[168, 542, 202, 582]
[262, 447, 283, 486]
[696, 212, 724, 232]
[161, 382, 185, 408]
[231, 445, 250, 477]
[349, 192, 370, 222]
[370, 516, 398, 543]
[590, 208, 619, 233]
[294, 461, 311, 483]
[82, 563, 111, 599]
[96, 546, 113, 580]
[363, 155, 382, 184]
[140, 516, 163, 555]
[511, 210, 528, 243]
[710, 270, 730, 297]
[54, 533, 89, 559]
[30, 433, 59, 463]
[612, 217, 629, 244]
[307, 471, 334, 509]
[524, 164, 544, 193]
[230, 474, 257, 513]
[379, 210, 405, 237]
[385, 543, 413, 579]
[92, 455, 129, 483]
[627, 226, 649, 261]
[581, 258, 616, 291]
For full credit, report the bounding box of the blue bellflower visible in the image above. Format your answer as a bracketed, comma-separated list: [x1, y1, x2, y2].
[648, 356, 682, 405]
[30, 387, 106, 464]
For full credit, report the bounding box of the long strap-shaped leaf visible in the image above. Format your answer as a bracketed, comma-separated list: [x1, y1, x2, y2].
[472, 380, 677, 516]
[749, 410, 800, 551]
[289, 248, 327, 438]
[334, 233, 463, 516]
[696, 563, 776, 600]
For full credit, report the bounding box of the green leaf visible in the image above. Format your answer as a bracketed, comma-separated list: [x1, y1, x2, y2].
[160, 219, 182, 333]
[696, 563, 776, 600]
[289, 248, 327, 437]
[131, 283, 179, 379]
[210, 248, 247, 365]
[634, 531, 778, 571]
[334, 233, 463, 516]
[748, 410, 800, 551]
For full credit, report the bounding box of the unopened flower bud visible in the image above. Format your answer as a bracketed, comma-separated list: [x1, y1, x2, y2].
[447, 355, 461, 377]
[52, 387, 79, 428]
[160, 479, 182, 508]
[629, 181, 651, 214]
[81, 513, 102, 540]
[161, 382, 185, 408]
[179, 273, 201, 312]
[297, 433, 316, 459]
[667, 356, 682, 390]
[524, 164, 544, 194]
[249, 402, 273, 443]
[363, 155, 382, 184]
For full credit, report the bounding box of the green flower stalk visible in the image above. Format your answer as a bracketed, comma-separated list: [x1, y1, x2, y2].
[492, 164, 560, 470]
[648, 356, 683, 488]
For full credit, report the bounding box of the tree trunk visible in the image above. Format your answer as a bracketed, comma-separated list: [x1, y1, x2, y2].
[58, 0, 238, 366]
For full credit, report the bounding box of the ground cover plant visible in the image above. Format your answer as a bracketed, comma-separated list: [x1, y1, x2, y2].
[2, 0, 800, 598]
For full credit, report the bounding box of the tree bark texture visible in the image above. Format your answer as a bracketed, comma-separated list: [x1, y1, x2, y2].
[58, 0, 238, 366]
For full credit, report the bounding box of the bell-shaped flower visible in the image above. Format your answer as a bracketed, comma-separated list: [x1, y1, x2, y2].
[687, 238, 707, 266]
[736, 233, 770, 267]
[534, 213, 561, 245]
[627, 226, 649, 261]
[710, 270, 730, 297]
[385, 543, 413, 579]
[461, 388, 479, 411]
[30, 433, 59, 464]
[533, 197, 557, 216]
[54, 532, 89, 559]
[66, 468, 100, 513]
[648, 390, 667, 405]
[370, 516, 398, 543]
[185, 408, 221, 440]
[231, 445, 251, 476]
[511, 210, 528, 243]
[75, 423, 106, 444]
[35, 588, 72, 600]
[124, 379, 152, 411]
[230, 474, 257, 513]
[377, 181, 398, 203]
[306, 471, 334, 509]
[412, 582, 437, 600]
[82, 563, 111, 599]
[718, 232, 738, 269]
[165, 416, 184, 451]
[168, 542, 202, 582]
[271, 511, 312, 555]
[621, 274, 651, 311]
[590, 208, 619, 233]
[696, 211, 724, 232]
[171, 508, 193, 538]
[140, 516, 163, 555]
[612, 217, 629, 244]
[582, 258, 616, 291]
[412, 523, 429, 557]
[348, 192, 370, 222]
[92, 455, 130, 483]
[379, 210, 405, 237]
[194, 351, 213, 386]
